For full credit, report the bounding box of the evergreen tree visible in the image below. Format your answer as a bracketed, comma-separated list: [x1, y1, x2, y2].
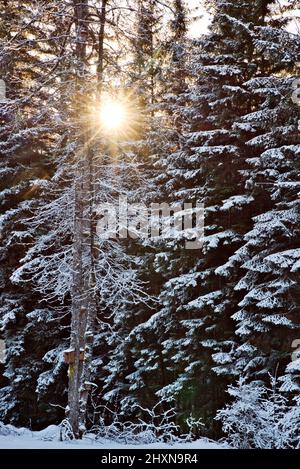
[0, 0, 67, 427]
[146, 0, 279, 436]
[217, 2, 300, 389]
[216, 375, 300, 449]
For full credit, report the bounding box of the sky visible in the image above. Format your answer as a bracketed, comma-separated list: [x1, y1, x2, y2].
[187, 1, 211, 37]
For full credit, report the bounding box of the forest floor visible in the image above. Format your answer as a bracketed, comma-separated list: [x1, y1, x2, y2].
[0, 423, 226, 449]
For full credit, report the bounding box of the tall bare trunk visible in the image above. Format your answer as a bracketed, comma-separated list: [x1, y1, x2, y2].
[67, 0, 89, 439]
[67, 0, 107, 439]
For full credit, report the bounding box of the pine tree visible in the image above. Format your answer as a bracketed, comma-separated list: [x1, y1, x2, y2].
[218, 2, 300, 389]
[144, 0, 280, 435]
[216, 375, 299, 449]
[0, 0, 68, 426]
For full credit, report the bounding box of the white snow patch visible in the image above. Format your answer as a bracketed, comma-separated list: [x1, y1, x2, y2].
[0, 423, 226, 449]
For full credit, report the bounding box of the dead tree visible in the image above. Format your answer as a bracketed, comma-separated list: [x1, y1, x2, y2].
[67, 0, 108, 439]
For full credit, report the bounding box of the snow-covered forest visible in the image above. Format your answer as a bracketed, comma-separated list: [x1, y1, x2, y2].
[0, 0, 300, 450]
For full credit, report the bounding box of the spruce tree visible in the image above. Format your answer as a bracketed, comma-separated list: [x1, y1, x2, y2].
[149, 0, 277, 435]
[0, 0, 67, 426]
[225, 5, 300, 389]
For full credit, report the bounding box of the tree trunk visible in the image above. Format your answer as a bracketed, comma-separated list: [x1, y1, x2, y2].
[67, 0, 89, 439]
[67, 0, 107, 439]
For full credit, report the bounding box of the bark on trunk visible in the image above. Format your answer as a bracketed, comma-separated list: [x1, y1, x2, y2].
[67, 0, 107, 439]
[67, 0, 89, 439]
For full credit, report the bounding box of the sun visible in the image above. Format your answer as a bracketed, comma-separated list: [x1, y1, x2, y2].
[91, 92, 141, 140]
[98, 99, 127, 132]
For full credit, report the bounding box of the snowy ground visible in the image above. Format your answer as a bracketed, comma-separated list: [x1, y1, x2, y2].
[0, 424, 225, 449]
